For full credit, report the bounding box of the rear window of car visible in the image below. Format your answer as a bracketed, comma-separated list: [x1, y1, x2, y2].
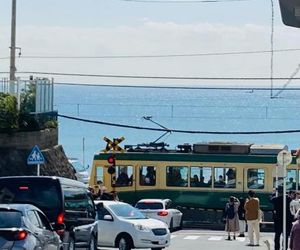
[109, 203, 146, 219]
[135, 202, 163, 210]
[0, 178, 62, 222]
[0, 211, 22, 228]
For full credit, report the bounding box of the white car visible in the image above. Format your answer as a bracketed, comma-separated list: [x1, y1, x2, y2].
[135, 199, 183, 231]
[68, 158, 90, 184]
[94, 200, 170, 250]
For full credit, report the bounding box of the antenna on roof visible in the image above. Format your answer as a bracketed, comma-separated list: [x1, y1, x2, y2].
[142, 116, 171, 144]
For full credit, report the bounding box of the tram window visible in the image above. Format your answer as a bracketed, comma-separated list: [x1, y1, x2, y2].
[114, 166, 133, 187]
[96, 166, 103, 185]
[214, 167, 236, 188]
[287, 170, 296, 190]
[273, 177, 284, 190]
[247, 169, 265, 189]
[190, 167, 212, 187]
[139, 166, 156, 186]
[166, 166, 188, 187]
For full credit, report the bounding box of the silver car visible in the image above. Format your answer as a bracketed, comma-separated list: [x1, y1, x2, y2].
[0, 203, 62, 250]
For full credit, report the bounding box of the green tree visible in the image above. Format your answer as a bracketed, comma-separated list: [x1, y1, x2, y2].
[0, 93, 18, 130]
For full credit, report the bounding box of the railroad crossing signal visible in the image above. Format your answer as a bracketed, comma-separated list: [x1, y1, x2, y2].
[107, 155, 116, 175]
[103, 137, 125, 153]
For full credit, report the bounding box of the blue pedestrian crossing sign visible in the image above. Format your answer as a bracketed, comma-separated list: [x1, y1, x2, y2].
[27, 145, 45, 165]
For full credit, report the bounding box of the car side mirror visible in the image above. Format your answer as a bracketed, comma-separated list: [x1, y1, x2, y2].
[103, 215, 113, 221]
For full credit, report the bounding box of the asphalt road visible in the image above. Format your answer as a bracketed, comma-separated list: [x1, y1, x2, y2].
[92, 229, 275, 250]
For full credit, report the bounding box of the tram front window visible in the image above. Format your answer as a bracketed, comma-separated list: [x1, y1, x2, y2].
[115, 166, 133, 186]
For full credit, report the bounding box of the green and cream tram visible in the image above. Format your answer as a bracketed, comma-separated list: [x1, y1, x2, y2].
[89, 142, 299, 213]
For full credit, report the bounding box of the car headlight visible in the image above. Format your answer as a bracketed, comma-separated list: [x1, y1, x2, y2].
[134, 224, 151, 232]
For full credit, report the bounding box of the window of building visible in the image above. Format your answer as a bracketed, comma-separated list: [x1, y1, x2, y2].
[139, 166, 156, 186]
[166, 166, 188, 187]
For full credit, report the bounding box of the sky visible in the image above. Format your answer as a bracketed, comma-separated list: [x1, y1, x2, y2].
[0, 0, 300, 87]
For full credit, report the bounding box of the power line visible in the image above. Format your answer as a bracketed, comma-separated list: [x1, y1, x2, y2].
[17, 71, 300, 80]
[1, 48, 300, 60]
[54, 82, 300, 90]
[58, 114, 300, 134]
[117, 0, 250, 3]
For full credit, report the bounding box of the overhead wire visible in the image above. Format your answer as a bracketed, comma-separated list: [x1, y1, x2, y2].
[58, 114, 300, 134]
[16, 71, 300, 80]
[116, 0, 251, 3]
[1, 48, 300, 60]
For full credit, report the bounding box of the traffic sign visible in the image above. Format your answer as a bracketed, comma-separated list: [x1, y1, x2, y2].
[277, 150, 292, 166]
[27, 145, 45, 165]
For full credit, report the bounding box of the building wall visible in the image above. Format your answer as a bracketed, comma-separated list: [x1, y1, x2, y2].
[0, 128, 58, 150]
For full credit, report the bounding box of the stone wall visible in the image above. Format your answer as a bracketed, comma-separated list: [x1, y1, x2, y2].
[0, 144, 76, 179]
[0, 129, 76, 179]
[0, 128, 58, 150]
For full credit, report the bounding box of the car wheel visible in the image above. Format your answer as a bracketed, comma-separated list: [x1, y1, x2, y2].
[151, 248, 163, 250]
[178, 217, 183, 230]
[117, 235, 132, 250]
[88, 235, 97, 250]
[68, 237, 75, 250]
[169, 218, 174, 232]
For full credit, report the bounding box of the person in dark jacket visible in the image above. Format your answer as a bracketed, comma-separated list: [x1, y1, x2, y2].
[271, 186, 294, 250]
[238, 197, 246, 237]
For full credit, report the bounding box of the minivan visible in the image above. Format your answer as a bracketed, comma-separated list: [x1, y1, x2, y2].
[0, 176, 97, 250]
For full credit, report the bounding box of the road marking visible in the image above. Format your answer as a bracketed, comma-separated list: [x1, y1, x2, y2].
[208, 236, 223, 241]
[236, 237, 246, 242]
[171, 235, 177, 239]
[183, 236, 200, 240]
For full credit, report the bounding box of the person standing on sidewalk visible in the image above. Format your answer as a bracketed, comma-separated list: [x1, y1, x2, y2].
[224, 196, 240, 240]
[244, 190, 260, 246]
[271, 186, 293, 250]
[238, 197, 246, 237]
[290, 213, 300, 250]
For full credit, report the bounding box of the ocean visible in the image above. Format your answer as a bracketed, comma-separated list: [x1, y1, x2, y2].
[54, 84, 300, 168]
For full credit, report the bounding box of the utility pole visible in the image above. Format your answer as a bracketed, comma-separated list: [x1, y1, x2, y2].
[9, 0, 17, 93]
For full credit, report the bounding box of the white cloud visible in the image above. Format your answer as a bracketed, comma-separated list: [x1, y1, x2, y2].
[1, 21, 300, 87]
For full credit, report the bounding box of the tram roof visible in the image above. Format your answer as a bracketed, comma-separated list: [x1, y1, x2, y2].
[93, 151, 298, 165]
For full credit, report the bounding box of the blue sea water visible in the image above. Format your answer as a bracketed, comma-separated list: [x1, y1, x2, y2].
[54, 85, 300, 167]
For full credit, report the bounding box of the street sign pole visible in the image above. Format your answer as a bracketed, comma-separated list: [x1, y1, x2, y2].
[276, 164, 278, 197]
[283, 153, 286, 250]
[277, 150, 292, 250]
[37, 163, 40, 176]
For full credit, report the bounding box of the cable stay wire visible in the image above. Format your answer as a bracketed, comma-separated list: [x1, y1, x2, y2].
[16, 71, 300, 80]
[58, 114, 300, 134]
[272, 63, 300, 98]
[1, 48, 300, 60]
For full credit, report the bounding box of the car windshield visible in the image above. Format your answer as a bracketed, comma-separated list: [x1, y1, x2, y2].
[0, 211, 22, 228]
[109, 203, 147, 219]
[136, 202, 163, 210]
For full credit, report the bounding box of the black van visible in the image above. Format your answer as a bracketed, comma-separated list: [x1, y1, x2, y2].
[0, 176, 97, 250]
